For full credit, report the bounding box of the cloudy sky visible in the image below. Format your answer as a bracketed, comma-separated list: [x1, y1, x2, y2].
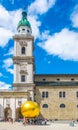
[0, 0, 78, 89]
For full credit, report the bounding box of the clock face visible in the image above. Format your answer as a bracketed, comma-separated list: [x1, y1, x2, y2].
[19, 40, 27, 46]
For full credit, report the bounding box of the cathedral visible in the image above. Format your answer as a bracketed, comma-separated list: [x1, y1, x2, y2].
[0, 8, 78, 121]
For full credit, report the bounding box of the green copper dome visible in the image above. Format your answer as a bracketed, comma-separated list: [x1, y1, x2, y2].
[17, 19, 31, 28]
[17, 8, 31, 29]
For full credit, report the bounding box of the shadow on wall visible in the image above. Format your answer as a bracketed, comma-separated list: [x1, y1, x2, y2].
[4, 106, 12, 119]
[15, 107, 23, 120]
[34, 87, 44, 119]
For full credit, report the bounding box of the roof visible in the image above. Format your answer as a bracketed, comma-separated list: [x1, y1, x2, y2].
[35, 74, 78, 77]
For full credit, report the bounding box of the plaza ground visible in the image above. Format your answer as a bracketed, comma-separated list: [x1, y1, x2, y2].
[0, 122, 78, 130]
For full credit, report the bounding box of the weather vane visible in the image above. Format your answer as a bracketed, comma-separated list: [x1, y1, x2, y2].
[23, 0, 27, 9]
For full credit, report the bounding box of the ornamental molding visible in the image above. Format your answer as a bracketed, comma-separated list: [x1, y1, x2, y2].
[12, 83, 35, 87]
[20, 70, 28, 74]
[13, 35, 34, 42]
[20, 64, 27, 70]
[19, 40, 28, 46]
[13, 56, 34, 60]
[13, 60, 20, 64]
[13, 56, 34, 64]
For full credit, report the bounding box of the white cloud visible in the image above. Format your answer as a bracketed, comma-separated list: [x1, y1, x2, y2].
[0, 5, 10, 28]
[7, 68, 14, 74]
[70, 5, 78, 28]
[0, 81, 10, 89]
[28, 0, 56, 39]
[0, 3, 49, 45]
[9, 9, 21, 32]
[38, 28, 78, 61]
[3, 58, 13, 68]
[3, 58, 13, 74]
[28, 15, 41, 38]
[28, 0, 56, 15]
[4, 47, 14, 56]
[0, 27, 13, 47]
[40, 30, 50, 40]
[0, 5, 21, 47]
[0, 5, 21, 32]
[8, 47, 14, 55]
[0, 1, 56, 46]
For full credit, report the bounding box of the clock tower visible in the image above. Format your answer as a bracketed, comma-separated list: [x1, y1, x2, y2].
[13, 8, 35, 100]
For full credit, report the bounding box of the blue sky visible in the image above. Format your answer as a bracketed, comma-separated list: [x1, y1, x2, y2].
[0, 0, 78, 89]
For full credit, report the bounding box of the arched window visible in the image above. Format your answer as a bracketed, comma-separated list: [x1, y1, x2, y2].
[21, 75, 25, 82]
[57, 78, 60, 81]
[4, 107, 12, 119]
[60, 103, 66, 108]
[21, 47, 25, 54]
[22, 28, 25, 31]
[42, 104, 48, 108]
[42, 78, 46, 81]
[71, 78, 74, 81]
[27, 30, 30, 33]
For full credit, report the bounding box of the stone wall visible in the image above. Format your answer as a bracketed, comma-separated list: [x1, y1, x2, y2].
[35, 86, 78, 120]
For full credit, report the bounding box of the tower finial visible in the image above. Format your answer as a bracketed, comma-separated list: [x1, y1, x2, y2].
[22, 7, 27, 20]
[17, 2, 31, 29]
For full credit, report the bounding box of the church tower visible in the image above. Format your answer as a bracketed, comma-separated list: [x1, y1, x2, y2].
[13, 8, 35, 100]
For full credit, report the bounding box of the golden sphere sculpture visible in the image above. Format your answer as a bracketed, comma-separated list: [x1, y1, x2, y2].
[21, 101, 40, 118]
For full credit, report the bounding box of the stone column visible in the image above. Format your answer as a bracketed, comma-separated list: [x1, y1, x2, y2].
[10, 98, 16, 120]
[0, 98, 4, 118]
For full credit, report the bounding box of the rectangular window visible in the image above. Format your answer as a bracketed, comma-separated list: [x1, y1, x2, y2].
[59, 92, 62, 98]
[42, 91, 49, 98]
[63, 92, 65, 98]
[46, 92, 48, 98]
[21, 75, 25, 82]
[59, 91, 66, 98]
[42, 92, 45, 98]
[76, 92, 78, 97]
[21, 47, 25, 54]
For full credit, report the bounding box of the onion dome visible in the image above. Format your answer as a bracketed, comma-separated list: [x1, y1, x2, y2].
[17, 8, 31, 29]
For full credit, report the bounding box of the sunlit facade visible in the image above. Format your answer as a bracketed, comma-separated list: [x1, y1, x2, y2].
[0, 9, 78, 121]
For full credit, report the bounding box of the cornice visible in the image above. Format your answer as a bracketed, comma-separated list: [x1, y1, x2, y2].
[12, 83, 35, 87]
[13, 56, 34, 64]
[35, 74, 78, 77]
[13, 34, 34, 42]
[0, 91, 29, 98]
[13, 56, 34, 60]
